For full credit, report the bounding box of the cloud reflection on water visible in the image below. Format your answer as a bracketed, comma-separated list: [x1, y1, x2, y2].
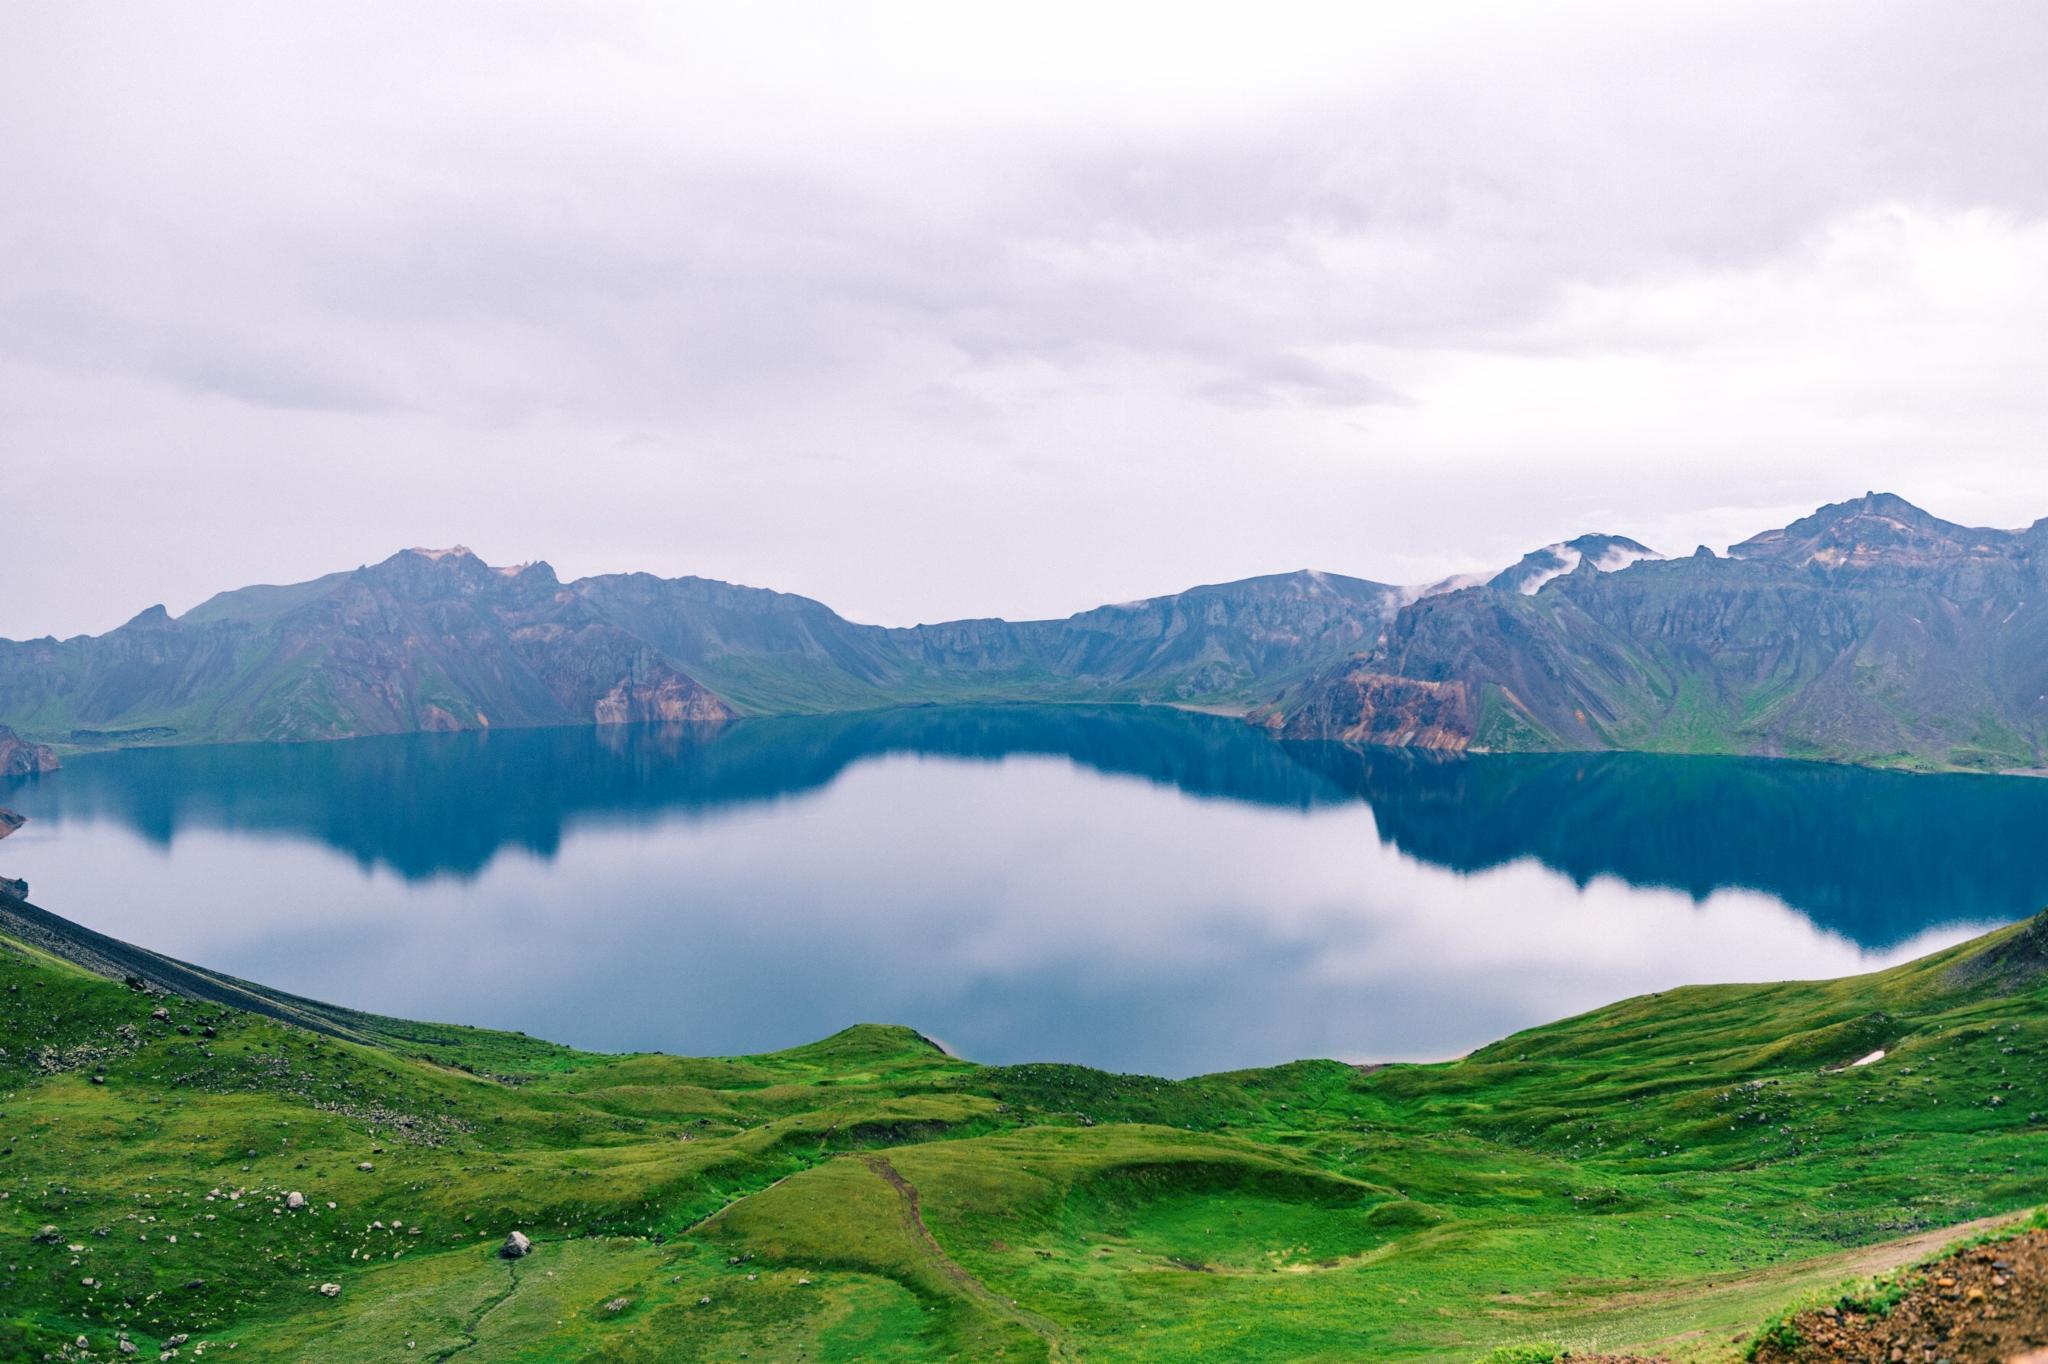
[2, 712, 2023, 1075]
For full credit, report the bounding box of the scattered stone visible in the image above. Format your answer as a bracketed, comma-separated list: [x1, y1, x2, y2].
[33, 1224, 61, 1244]
[317, 1282, 341, 1298]
[500, 1230, 532, 1259]
[356, 1162, 373, 1172]
[603, 1297, 630, 1313]
[285, 1192, 305, 1210]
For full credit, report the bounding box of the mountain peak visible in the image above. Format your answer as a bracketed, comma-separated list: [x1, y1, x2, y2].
[117, 604, 173, 630]
[1489, 534, 1661, 596]
[360, 545, 498, 595]
[1728, 494, 2011, 569]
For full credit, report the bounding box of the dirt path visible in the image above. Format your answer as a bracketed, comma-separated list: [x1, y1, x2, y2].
[1597, 1212, 2034, 1361]
[863, 1155, 1074, 1363]
[1624, 1213, 2027, 1320]
[426, 1261, 522, 1363]
[681, 1172, 800, 1237]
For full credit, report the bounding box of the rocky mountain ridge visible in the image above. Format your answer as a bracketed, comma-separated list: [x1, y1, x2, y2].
[6, 493, 2041, 769]
[1271, 492, 2048, 770]
[1, 550, 1441, 747]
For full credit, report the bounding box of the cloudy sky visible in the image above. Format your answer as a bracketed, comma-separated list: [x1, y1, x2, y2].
[4, 1, 2047, 639]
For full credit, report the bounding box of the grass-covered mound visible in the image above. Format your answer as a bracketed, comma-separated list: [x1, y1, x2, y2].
[0, 898, 2043, 1361]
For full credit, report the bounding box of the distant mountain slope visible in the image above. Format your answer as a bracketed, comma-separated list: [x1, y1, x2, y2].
[0, 553, 1420, 745]
[0, 550, 733, 745]
[11, 493, 2041, 765]
[1272, 493, 2048, 770]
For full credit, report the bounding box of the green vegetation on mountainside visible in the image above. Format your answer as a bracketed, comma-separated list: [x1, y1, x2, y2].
[0, 903, 2043, 1361]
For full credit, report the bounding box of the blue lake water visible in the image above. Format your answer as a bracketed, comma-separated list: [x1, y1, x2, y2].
[2, 705, 2042, 1076]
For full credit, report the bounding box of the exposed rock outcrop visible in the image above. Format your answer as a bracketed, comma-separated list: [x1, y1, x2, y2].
[0, 808, 24, 840]
[1269, 670, 1476, 750]
[0, 726, 58, 776]
[1945, 909, 2048, 994]
[592, 665, 731, 726]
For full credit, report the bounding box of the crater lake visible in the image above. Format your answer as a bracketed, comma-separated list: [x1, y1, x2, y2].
[4, 705, 2043, 1076]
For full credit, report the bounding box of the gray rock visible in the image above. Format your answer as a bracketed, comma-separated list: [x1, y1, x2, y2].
[318, 1282, 342, 1297]
[500, 1230, 532, 1259]
[285, 1191, 305, 1210]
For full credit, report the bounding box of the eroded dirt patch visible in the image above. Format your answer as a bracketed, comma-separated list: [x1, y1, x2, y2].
[1749, 1228, 2048, 1363]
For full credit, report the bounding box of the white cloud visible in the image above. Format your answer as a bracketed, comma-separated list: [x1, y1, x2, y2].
[3, 2, 2047, 633]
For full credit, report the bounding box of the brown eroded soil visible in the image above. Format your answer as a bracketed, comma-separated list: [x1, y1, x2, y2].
[1748, 1228, 2048, 1364]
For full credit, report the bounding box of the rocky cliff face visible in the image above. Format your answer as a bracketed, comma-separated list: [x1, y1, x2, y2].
[1267, 669, 1476, 749]
[0, 726, 59, 776]
[1276, 494, 2048, 769]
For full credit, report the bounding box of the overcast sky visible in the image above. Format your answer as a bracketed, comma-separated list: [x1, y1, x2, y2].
[5, 2, 2047, 638]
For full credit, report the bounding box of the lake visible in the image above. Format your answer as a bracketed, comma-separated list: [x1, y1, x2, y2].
[2, 705, 2042, 1076]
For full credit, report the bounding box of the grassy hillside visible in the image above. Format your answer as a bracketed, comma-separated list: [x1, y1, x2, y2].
[0, 898, 2043, 1361]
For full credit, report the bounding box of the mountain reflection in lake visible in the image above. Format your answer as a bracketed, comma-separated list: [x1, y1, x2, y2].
[4, 707, 2040, 1075]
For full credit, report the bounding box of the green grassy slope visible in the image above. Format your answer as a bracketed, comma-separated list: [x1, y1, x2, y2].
[0, 901, 2043, 1361]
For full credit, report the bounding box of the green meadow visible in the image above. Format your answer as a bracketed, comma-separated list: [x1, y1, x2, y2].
[1, 906, 2043, 1361]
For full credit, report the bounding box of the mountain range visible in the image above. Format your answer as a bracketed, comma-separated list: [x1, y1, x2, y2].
[4, 492, 2044, 769]
[1270, 492, 2048, 769]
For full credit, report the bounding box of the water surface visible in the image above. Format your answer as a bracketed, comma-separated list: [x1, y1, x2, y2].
[2, 706, 2040, 1075]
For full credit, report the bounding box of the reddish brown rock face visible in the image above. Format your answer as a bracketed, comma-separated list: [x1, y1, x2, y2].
[593, 671, 732, 726]
[1276, 669, 1476, 750]
[0, 726, 59, 777]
